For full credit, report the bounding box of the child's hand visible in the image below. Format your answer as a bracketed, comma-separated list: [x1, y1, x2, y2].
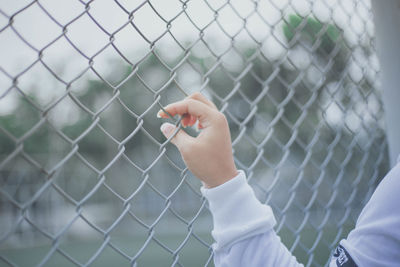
[157, 92, 238, 188]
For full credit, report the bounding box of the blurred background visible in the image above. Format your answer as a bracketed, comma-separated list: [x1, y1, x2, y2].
[0, 0, 389, 266]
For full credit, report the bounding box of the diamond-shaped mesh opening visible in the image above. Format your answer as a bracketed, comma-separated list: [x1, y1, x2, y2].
[80, 183, 127, 231]
[22, 122, 73, 171]
[54, 216, 113, 265]
[11, 3, 61, 50]
[0, 0, 390, 266]
[104, 157, 143, 200]
[53, 155, 99, 202]
[0, 29, 38, 77]
[167, 12, 200, 49]
[0, 155, 47, 204]
[202, 22, 233, 56]
[90, 45, 134, 86]
[24, 185, 77, 237]
[0, 220, 52, 265]
[0, 97, 41, 139]
[136, 55, 173, 91]
[40, 36, 90, 82]
[184, 1, 215, 30]
[65, 14, 111, 58]
[77, 125, 120, 171]
[133, 4, 169, 43]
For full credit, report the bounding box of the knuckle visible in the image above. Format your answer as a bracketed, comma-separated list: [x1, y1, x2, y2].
[191, 92, 203, 98]
[215, 111, 227, 124]
[185, 98, 195, 105]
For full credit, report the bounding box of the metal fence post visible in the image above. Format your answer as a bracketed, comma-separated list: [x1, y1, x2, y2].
[372, 0, 400, 167]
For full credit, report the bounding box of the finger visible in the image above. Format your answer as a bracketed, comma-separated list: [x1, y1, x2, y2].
[157, 99, 214, 122]
[160, 122, 194, 149]
[182, 114, 197, 127]
[188, 114, 197, 126]
[187, 92, 218, 110]
[181, 114, 190, 127]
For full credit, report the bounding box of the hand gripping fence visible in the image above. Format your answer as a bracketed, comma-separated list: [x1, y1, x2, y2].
[0, 0, 389, 266]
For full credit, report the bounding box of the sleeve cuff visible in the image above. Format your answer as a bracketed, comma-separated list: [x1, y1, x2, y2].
[201, 170, 276, 250]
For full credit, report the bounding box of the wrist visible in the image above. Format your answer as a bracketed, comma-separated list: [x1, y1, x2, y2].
[204, 167, 239, 188]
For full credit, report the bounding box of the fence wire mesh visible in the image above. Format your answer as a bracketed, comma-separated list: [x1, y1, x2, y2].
[0, 0, 389, 266]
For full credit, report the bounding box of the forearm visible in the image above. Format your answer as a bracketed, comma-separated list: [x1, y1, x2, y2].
[201, 171, 303, 267]
[214, 230, 303, 267]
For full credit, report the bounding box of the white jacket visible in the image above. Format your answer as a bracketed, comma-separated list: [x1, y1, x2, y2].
[201, 159, 400, 266]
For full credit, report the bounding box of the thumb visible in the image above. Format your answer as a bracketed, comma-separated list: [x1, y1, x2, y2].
[160, 122, 193, 149]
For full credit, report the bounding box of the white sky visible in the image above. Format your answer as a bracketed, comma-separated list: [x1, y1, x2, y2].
[0, 0, 376, 121]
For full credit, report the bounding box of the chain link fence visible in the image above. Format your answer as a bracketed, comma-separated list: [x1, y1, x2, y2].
[0, 0, 389, 266]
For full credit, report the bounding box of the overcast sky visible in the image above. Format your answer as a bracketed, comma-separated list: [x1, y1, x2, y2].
[0, 0, 375, 117]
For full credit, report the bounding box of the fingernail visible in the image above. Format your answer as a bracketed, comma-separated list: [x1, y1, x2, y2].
[160, 123, 175, 138]
[157, 110, 162, 118]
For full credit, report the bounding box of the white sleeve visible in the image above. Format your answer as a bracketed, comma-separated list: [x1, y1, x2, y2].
[201, 160, 400, 267]
[201, 170, 303, 267]
[329, 159, 400, 267]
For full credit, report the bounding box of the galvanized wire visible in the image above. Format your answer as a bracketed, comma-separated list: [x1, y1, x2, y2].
[0, 0, 388, 266]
